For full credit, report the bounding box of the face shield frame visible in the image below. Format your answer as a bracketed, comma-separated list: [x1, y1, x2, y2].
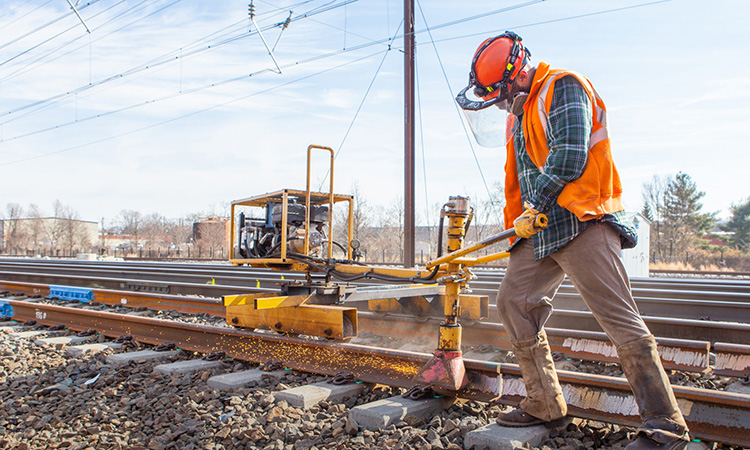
[455, 31, 530, 147]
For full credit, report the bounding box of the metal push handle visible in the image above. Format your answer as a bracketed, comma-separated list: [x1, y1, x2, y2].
[305, 145, 335, 259]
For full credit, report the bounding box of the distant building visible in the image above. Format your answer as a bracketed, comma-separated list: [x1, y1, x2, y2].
[621, 212, 650, 278]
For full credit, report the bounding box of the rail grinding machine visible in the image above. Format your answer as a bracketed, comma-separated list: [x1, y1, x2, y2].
[224, 145, 546, 396]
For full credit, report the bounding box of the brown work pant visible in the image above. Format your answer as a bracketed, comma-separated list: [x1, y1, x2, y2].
[496, 223, 650, 346]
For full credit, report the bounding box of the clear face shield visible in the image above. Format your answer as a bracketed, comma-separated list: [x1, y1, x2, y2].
[455, 84, 509, 148]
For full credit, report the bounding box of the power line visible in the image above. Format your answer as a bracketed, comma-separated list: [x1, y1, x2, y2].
[0, 0, 560, 143]
[0, 0, 162, 82]
[0, 0, 134, 70]
[0, 49, 384, 167]
[0, 0, 55, 33]
[318, 20, 405, 190]
[416, 0, 503, 224]
[430, 0, 675, 44]
[0, 0, 184, 124]
[0, 0, 103, 52]
[0, 17, 407, 144]
[0, 0, 676, 158]
[1, 0, 357, 122]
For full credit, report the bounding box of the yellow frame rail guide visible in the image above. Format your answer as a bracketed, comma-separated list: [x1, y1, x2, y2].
[229, 145, 355, 270]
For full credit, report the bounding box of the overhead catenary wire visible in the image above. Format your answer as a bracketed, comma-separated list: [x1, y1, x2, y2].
[0, 0, 175, 102]
[317, 20, 404, 191]
[0, 0, 349, 86]
[0, 0, 676, 164]
[0, 0, 358, 122]
[415, 0, 502, 224]
[428, 0, 675, 45]
[0, 0, 104, 52]
[1, 14, 399, 144]
[0, 0, 138, 70]
[0, 0, 189, 127]
[0, 0, 541, 140]
[0, 48, 384, 167]
[0, 0, 55, 34]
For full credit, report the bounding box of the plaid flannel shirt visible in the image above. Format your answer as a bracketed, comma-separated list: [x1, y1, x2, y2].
[510, 75, 637, 259]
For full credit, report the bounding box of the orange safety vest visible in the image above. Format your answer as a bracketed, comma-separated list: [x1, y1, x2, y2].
[503, 62, 624, 234]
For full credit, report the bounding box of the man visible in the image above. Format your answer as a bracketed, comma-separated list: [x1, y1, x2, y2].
[455, 31, 691, 450]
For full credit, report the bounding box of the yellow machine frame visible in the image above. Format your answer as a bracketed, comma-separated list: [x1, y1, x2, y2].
[229, 145, 354, 270]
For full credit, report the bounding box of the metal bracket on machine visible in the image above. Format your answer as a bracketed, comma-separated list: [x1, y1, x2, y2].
[223, 283, 488, 340]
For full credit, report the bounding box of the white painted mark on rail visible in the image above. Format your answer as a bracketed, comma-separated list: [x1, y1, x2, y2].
[657, 347, 707, 368]
[502, 377, 527, 397]
[503, 377, 695, 417]
[562, 338, 707, 368]
[715, 353, 750, 371]
[562, 338, 618, 358]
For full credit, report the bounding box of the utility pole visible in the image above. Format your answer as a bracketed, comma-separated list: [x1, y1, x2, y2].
[404, 0, 416, 268]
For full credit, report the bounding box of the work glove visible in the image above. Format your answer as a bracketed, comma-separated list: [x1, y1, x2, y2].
[513, 202, 544, 239]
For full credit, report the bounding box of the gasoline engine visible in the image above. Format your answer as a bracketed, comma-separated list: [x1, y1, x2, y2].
[237, 202, 330, 259]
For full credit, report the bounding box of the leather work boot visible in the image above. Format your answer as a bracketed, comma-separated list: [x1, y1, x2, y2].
[496, 330, 567, 427]
[617, 335, 691, 450]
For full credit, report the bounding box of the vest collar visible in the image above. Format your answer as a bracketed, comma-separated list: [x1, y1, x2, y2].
[528, 62, 551, 98]
[522, 62, 550, 116]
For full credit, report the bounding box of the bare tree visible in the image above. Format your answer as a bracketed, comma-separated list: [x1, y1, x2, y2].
[46, 200, 66, 251]
[27, 204, 46, 253]
[194, 218, 228, 257]
[142, 213, 167, 249]
[641, 175, 669, 261]
[331, 183, 377, 258]
[2, 203, 25, 253]
[467, 181, 505, 249]
[119, 210, 143, 250]
[59, 204, 87, 254]
[388, 197, 405, 262]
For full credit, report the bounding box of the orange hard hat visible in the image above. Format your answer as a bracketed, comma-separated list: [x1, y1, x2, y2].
[456, 31, 531, 111]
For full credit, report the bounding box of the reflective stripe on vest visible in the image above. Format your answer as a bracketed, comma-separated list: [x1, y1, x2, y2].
[535, 71, 609, 151]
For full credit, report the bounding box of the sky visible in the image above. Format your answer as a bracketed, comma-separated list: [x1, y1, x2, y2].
[1, 0, 748, 228]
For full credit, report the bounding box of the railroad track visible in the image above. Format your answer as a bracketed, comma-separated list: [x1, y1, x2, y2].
[1, 259, 749, 447]
[1, 259, 749, 343]
[2, 296, 750, 448]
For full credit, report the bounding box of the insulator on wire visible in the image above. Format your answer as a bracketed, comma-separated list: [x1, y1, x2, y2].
[248, 1, 255, 19]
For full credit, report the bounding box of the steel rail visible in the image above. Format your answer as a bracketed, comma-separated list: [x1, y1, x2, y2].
[0, 270, 274, 298]
[0, 281, 750, 352]
[0, 281, 723, 374]
[651, 269, 750, 278]
[4, 266, 741, 329]
[3, 259, 750, 294]
[5, 265, 748, 323]
[712, 342, 750, 378]
[7, 300, 750, 447]
[360, 315, 712, 373]
[3, 260, 750, 308]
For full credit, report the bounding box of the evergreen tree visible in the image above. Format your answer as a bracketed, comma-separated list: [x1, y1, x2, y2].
[661, 172, 715, 259]
[722, 198, 750, 251]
